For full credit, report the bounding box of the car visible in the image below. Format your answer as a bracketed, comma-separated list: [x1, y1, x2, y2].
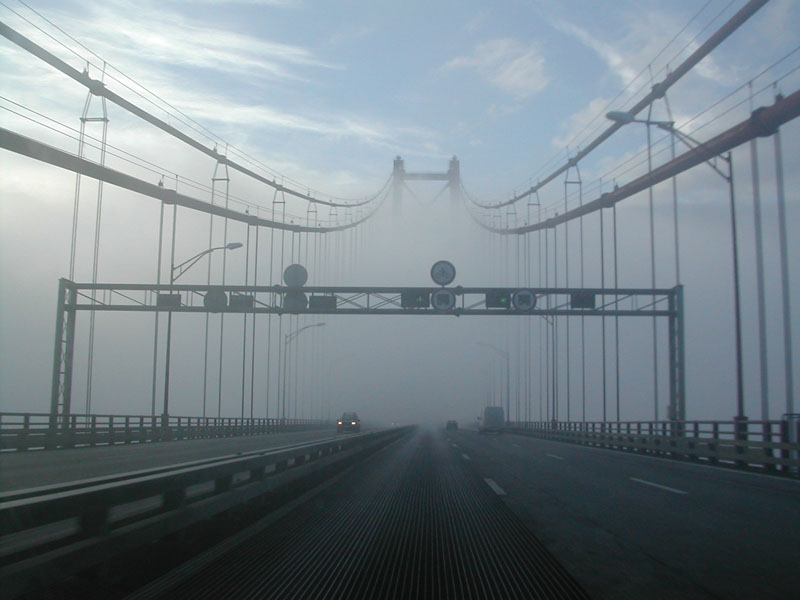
[445, 420, 458, 431]
[337, 412, 361, 433]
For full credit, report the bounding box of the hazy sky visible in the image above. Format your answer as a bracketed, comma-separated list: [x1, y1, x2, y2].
[1, 0, 799, 425]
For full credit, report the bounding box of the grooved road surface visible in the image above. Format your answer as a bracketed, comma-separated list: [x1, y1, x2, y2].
[130, 429, 589, 600]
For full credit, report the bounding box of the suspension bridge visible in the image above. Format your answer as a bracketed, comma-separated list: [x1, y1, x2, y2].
[1, 0, 799, 598]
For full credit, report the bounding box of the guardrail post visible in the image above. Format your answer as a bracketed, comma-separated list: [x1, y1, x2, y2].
[17, 413, 30, 451]
[763, 422, 775, 472]
[89, 415, 97, 447]
[734, 416, 749, 469]
[709, 422, 719, 464]
[689, 422, 699, 461]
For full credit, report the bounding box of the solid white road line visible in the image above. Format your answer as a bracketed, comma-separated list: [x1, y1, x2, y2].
[484, 478, 507, 496]
[546, 453, 565, 460]
[461, 453, 470, 461]
[512, 443, 521, 448]
[630, 477, 688, 495]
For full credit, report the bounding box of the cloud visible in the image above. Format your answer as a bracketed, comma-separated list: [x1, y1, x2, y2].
[551, 19, 637, 86]
[551, 96, 612, 149]
[442, 39, 548, 99]
[551, 12, 730, 88]
[29, 1, 336, 87]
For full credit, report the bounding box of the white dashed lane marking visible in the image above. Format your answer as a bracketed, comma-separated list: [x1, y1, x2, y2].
[484, 478, 507, 496]
[461, 453, 470, 461]
[546, 453, 565, 460]
[630, 477, 688, 495]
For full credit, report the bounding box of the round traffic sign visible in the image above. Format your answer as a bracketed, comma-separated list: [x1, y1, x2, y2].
[430, 260, 456, 286]
[512, 289, 537, 311]
[431, 289, 456, 311]
[283, 264, 308, 288]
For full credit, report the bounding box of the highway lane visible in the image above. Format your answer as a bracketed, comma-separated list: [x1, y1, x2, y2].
[447, 429, 800, 600]
[0, 428, 348, 491]
[127, 428, 589, 600]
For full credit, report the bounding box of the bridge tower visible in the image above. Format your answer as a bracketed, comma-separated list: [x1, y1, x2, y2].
[392, 155, 462, 211]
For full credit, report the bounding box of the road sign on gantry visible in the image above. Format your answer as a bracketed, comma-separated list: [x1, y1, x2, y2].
[430, 260, 456, 286]
[283, 264, 308, 288]
[401, 290, 430, 309]
[512, 289, 537, 311]
[431, 289, 456, 311]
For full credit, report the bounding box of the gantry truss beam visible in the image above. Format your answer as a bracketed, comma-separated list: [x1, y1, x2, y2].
[51, 279, 685, 424]
[62, 281, 678, 317]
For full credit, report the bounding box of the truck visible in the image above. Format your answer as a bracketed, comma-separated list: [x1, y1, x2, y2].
[479, 406, 505, 434]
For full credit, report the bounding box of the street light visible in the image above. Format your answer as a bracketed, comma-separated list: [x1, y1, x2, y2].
[477, 341, 510, 425]
[607, 110, 745, 424]
[162, 242, 243, 425]
[280, 322, 326, 421]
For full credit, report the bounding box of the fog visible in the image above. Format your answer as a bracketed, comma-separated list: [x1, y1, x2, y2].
[1, 0, 799, 428]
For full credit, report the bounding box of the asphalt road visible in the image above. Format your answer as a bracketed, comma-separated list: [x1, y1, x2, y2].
[0, 428, 345, 491]
[446, 428, 800, 600]
[129, 428, 588, 600]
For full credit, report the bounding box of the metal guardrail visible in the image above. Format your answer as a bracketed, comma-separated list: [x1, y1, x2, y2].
[0, 412, 329, 451]
[507, 418, 800, 474]
[0, 426, 413, 598]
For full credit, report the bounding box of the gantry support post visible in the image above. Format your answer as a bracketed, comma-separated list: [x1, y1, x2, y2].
[667, 284, 686, 426]
[50, 278, 77, 428]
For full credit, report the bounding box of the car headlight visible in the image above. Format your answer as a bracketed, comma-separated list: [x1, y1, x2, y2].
[337, 421, 342, 425]
[351, 421, 356, 425]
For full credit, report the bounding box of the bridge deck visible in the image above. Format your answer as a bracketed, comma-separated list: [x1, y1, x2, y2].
[0, 429, 339, 491]
[128, 429, 589, 600]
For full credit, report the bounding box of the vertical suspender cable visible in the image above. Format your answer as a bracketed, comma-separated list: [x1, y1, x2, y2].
[664, 94, 682, 285]
[646, 107, 659, 421]
[773, 120, 794, 415]
[151, 200, 165, 417]
[250, 223, 259, 419]
[564, 174, 571, 422]
[579, 174, 586, 422]
[85, 80, 108, 416]
[613, 205, 621, 421]
[240, 224, 250, 418]
[749, 85, 769, 421]
[553, 223, 559, 421]
[545, 226, 551, 421]
[538, 201, 544, 422]
[217, 153, 230, 417]
[202, 184, 215, 418]
[278, 195, 287, 420]
[266, 190, 279, 419]
[600, 208, 607, 422]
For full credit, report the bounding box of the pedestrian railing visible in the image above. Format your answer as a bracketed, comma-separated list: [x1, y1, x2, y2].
[0, 412, 330, 451]
[507, 417, 800, 475]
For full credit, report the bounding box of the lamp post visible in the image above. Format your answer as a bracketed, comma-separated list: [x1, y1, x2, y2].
[162, 242, 243, 426]
[607, 111, 745, 423]
[280, 322, 325, 422]
[477, 342, 510, 425]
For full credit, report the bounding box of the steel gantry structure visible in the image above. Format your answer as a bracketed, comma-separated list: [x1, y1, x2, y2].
[50, 277, 685, 427]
